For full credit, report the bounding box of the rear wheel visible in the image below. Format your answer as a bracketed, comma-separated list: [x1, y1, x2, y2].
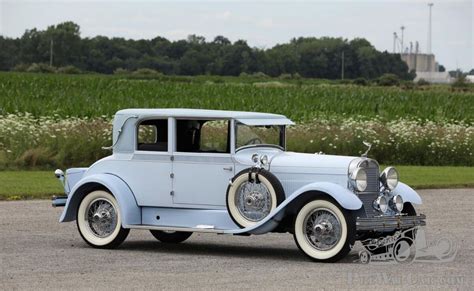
[76, 190, 129, 248]
[150, 230, 192, 243]
[293, 198, 355, 262]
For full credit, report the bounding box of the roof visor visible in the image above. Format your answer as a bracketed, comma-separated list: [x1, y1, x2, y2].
[236, 118, 294, 126]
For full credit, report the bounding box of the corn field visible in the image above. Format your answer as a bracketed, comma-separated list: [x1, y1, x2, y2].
[1, 72, 473, 123]
[0, 72, 473, 169]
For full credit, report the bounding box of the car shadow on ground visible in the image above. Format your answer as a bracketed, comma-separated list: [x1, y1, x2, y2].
[87, 240, 358, 263]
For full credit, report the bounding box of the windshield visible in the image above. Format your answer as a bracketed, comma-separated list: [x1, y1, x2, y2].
[235, 123, 285, 151]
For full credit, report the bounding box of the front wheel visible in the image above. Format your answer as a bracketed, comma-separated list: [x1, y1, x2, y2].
[76, 190, 129, 248]
[293, 198, 355, 262]
[150, 230, 192, 243]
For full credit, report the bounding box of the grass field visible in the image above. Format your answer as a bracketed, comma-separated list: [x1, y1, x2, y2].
[0, 167, 472, 200]
[1, 72, 473, 123]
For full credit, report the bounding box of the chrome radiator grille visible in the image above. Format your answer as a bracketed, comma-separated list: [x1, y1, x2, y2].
[359, 165, 380, 217]
[365, 166, 380, 192]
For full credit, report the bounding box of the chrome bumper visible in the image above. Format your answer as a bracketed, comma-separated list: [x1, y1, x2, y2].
[52, 195, 67, 207]
[356, 214, 426, 232]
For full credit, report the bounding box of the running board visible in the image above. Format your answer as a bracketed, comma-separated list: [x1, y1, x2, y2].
[125, 224, 228, 234]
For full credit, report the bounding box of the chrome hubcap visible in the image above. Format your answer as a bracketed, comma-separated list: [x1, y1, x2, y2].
[235, 181, 272, 221]
[303, 208, 342, 251]
[86, 198, 117, 238]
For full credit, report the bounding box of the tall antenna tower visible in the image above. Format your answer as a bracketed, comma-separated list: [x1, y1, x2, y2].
[400, 26, 405, 54]
[393, 32, 398, 53]
[428, 3, 434, 55]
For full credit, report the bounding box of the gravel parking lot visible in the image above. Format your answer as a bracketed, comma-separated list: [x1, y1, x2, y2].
[1, 189, 473, 290]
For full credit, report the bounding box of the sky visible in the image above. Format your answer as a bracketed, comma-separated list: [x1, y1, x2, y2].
[1, 0, 473, 71]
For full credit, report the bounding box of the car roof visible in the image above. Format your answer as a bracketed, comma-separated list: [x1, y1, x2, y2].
[116, 108, 293, 123]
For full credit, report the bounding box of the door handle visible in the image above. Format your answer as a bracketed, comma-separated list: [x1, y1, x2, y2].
[223, 166, 233, 171]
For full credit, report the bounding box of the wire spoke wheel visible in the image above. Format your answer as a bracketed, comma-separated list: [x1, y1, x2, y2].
[293, 198, 355, 262]
[235, 181, 272, 222]
[226, 169, 285, 228]
[86, 198, 118, 238]
[77, 190, 129, 248]
[303, 208, 342, 251]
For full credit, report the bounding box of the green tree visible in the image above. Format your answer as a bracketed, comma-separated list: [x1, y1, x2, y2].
[46, 22, 82, 67]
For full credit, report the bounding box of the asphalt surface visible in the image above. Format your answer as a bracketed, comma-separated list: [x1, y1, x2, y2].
[1, 188, 473, 290]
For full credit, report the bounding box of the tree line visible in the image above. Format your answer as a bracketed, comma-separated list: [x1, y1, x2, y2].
[0, 21, 414, 80]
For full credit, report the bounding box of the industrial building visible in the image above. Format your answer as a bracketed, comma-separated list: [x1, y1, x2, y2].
[401, 53, 437, 72]
[394, 3, 453, 84]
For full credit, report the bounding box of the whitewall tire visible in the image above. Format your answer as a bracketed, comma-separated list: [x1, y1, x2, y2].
[226, 169, 284, 228]
[293, 199, 355, 262]
[76, 190, 129, 248]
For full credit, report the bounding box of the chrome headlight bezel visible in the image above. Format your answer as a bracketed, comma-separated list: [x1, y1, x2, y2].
[380, 166, 399, 190]
[391, 194, 404, 212]
[349, 167, 368, 192]
[374, 196, 388, 213]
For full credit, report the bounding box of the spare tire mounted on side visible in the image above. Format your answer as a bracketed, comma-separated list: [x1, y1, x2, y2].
[226, 168, 285, 228]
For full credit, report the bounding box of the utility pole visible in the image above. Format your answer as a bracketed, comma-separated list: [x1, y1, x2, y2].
[49, 39, 54, 67]
[341, 51, 345, 80]
[428, 3, 434, 55]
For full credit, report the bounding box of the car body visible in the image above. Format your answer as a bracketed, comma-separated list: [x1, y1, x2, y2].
[53, 108, 426, 262]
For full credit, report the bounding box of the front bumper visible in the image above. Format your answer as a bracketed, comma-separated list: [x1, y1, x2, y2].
[356, 214, 426, 232]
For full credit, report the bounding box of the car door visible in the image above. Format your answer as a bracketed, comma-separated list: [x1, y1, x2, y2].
[119, 118, 174, 207]
[171, 119, 235, 207]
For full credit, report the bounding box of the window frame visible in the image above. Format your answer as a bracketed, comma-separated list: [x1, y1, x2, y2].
[173, 118, 232, 155]
[134, 117, 171, 154]
[234, 122, 286, 153]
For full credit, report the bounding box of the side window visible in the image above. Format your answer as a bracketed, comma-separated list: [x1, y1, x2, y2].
[138, 125, 157, 144]
[200, 120, 228, 153]
[137, 119, 168, 152]
[176, 119, 229, 153]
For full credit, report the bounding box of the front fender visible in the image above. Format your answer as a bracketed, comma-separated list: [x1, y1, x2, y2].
[229, 182, 362, 235]
[286, 182, 363, 210]
[59, 173, 141, 226]
[392, 182, 422, 205]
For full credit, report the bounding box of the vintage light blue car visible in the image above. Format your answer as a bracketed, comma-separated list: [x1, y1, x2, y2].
[53, 108, 425, 262]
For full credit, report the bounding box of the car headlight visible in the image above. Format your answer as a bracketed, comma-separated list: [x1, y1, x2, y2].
[391, 195, 404, 212]
[374, 196, 388, 213]
[349, 167, 367, 192]
[380, 167, 399, 190]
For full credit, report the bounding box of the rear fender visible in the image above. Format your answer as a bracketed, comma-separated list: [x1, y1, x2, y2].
[59, 173, 141, 226]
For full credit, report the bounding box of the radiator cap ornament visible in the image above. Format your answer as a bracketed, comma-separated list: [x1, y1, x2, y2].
[362, 141, 372, 157]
